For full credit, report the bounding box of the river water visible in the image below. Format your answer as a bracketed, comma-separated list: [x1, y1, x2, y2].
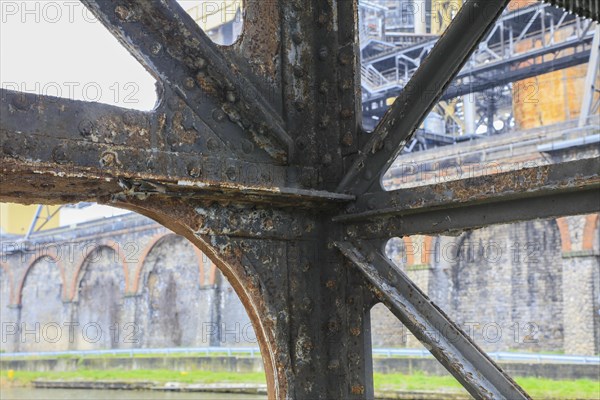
[1, 388, 267, 400]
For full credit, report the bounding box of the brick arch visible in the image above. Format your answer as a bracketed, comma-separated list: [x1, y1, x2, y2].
[0, 261, 14, 305]
[16, 254, 67, 305]
[556, 217, 572, 253]
[70, 240, 130, 301]
[582, 214, 599, 251]
[131, 233, 215, 294]
[114, 201, 290, 399]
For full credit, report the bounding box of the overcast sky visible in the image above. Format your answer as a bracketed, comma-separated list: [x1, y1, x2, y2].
[0, 1, 202, 223]
[0, 1, 204, 110]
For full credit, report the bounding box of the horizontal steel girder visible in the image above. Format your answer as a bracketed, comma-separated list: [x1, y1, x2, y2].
[0, 89, 331, 205]
[336, 158, 600, 238]
[335, 240, 531, 400]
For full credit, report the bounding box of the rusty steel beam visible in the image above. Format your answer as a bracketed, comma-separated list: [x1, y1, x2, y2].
[337, 0, 511, 195]
[110, 195, 376, 400]
[344, 189, 600, 238]
[335, 240, 531, 400]
[0, 88, 309, 204]
[81, 0, 292, 162]
[336, 158, 600, 238]
[545, 0, 600, 22]
[5, 0, 600, 398]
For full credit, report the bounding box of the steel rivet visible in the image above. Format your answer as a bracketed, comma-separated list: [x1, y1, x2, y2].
[226, 167, 237, 181]
[115, 5, 133, 21]
[167, 97, 182, 111]
[52, 147, 68, 164]
[227, 109, 241, 123]
[367, 198, 377, 210]
[226, 90, 237, 103]
[341, 109, 353, 119]
[212, 109, 226, 122]
[346, 226, 357, 238]
[342, 131, 354, 147]
[79, 120, 94, 137]
[338, 53, 351, 66]
[184, 77, 196, 90]
[207, 138, 219, 151]
[319, 116, 329, 129]
[318, 46, 329, 60]
[100, 151, 119, 167]
[242, 140, 254, 154]
[292, 32, 303, 45]
[319, 81, 329, 94]
[187, 163, 202, 178]
[195, 69, 207, 81]
[150, 42, 162, 55]
[296, 137, 307, 150]
[11, 94, 30, 111]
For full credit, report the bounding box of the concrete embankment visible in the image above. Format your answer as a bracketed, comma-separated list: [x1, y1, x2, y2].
[2, 356, 598, 380]
[31, 380, 469, 400]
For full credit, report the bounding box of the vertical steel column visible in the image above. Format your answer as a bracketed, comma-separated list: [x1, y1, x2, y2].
[579, 25, 600, 127]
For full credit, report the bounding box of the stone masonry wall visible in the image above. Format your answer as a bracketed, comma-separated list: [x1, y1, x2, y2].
[1, 211, 598, 355]
[372, 215, 599, 355]
[0, 214, 254, 353]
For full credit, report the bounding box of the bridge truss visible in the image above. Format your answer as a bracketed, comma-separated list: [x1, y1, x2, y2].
[1, 0, 599, 399]
[361, 2, 599, 134]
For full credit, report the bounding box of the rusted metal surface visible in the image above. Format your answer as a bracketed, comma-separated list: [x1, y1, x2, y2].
[1, 0, 599, 399]
[343, 189, 600, 238]
[336, 158, 600, 238]
[82, 0, 292, 162]
[335, 240, 530, 400]
[546, 0, 600, 22]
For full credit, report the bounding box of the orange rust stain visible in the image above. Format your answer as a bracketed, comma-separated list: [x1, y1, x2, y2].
[351, 385, 365, 395]
[237, 0, 280, 79]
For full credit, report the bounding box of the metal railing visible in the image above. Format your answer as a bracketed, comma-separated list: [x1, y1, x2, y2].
[360, 4, 597, 96]
[2, 347, 598, 364]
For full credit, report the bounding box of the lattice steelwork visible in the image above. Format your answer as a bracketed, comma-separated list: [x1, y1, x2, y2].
[1, 1, 599, 399]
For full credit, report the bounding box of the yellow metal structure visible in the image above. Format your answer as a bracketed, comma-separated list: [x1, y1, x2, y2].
[184, 0, 243, 32]
[437, 99, 466, 132]
[431, 0, 464, 35]
[0, 203, 60, 235]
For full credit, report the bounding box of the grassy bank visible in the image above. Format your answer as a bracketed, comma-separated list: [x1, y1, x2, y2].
[375, 372, 600, 399]
[1, 369, 598, 399]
